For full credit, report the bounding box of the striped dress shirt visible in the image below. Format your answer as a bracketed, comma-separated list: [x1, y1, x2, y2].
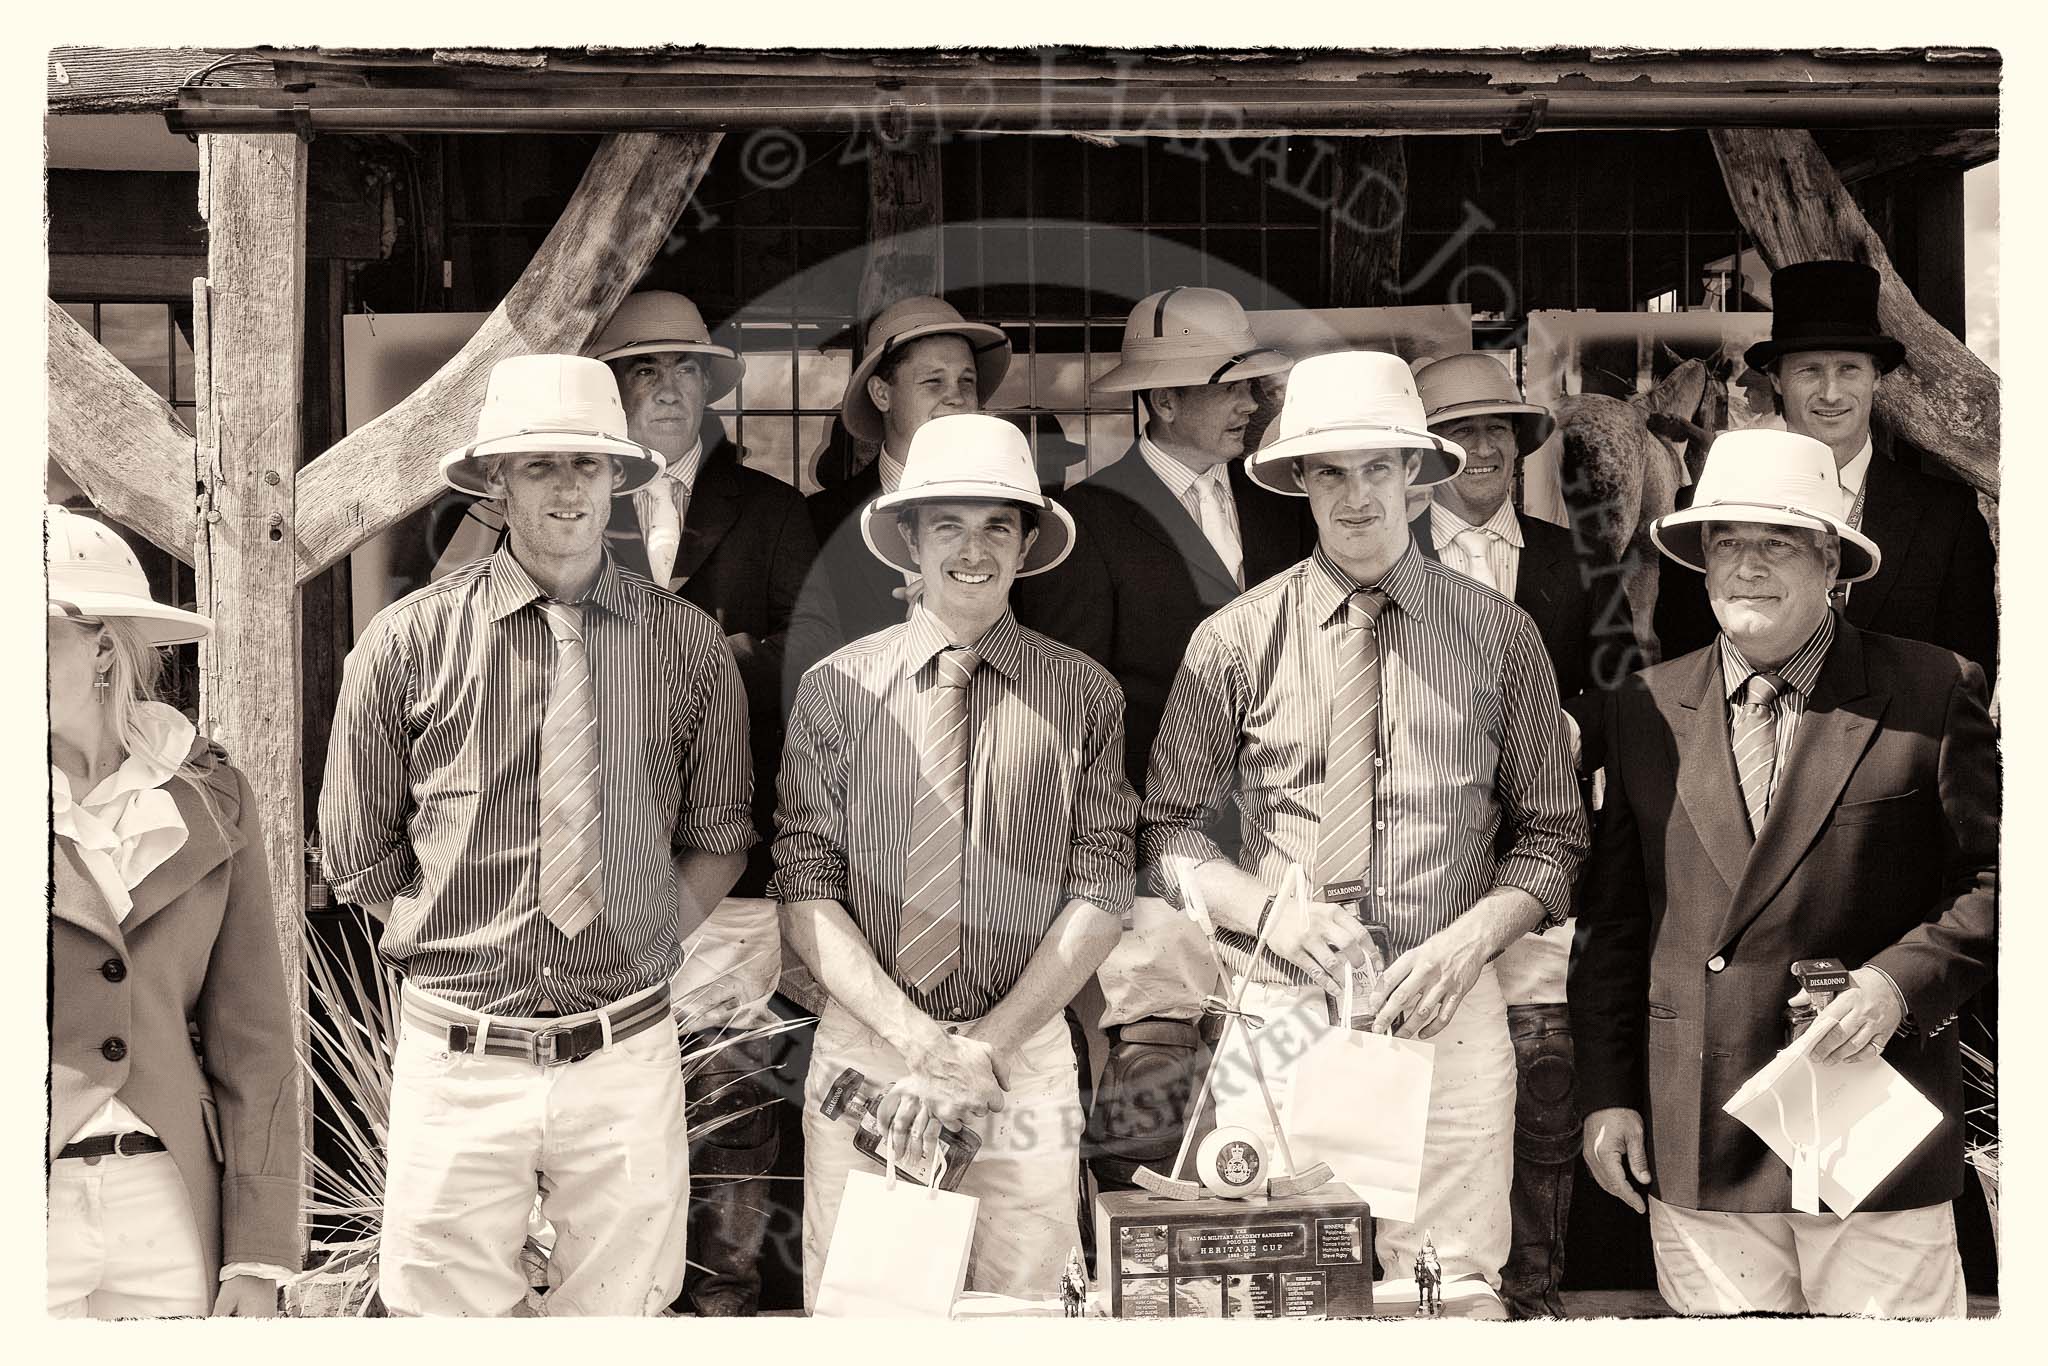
[1141, 543, 1588, 983]
[320, 546, 756, 1015]
[1717, 610, 1837, 814]
[773, 605, 1138, 1020]
[1428, 498, 1523, 598]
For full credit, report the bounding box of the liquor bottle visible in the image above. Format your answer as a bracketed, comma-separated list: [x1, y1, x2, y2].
[819, 1066, 981, 1191]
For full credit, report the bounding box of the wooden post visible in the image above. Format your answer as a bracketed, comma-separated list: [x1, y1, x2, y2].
[193, 135, 309, 1098]
[1329, 137, 1409, 307]
[827, 136, 944, 488]
[856, 136, 943, 325]
[1709, 127, 1997, 499]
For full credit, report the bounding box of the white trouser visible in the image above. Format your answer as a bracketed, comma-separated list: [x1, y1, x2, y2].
[380, 995, 690, 1317]
[48, 1148, 210, 1318]
[1217, 965, 1515, 1287]
[801, 1004, 1080, 1310]
[1648, 1197, 1966, 1318]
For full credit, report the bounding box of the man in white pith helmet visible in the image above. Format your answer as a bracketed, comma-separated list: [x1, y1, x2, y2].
[775, 413, 1136, 1307]
[322, 355, 754, 1316]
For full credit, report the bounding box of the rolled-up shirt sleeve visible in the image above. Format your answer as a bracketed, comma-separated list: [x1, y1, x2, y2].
[319, 612, 422, 906]
[1063, 674, 1139, 919]
[672, 638, 758, 856]
[770, 669, 849, 904]
[1138, 625, 1245, 907]
[1491, 615, 1590, 923]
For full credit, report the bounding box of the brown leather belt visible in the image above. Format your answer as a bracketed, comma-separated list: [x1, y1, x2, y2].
[401, 982, 672, 1066]
[58, 1132, 168, 1161]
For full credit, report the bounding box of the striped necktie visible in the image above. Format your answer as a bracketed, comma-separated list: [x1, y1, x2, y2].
[537, 600, 604, 938]
[1315, 588, 1388, 900]
[1732, 672, 1784, 838]
[897, 645, 979, 993]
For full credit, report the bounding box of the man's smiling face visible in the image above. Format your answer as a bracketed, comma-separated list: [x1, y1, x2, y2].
[1702, 519, 1839, 667]
[1773, 350, 1877, 460]
[488, 450, 623, 566]
[1434, 414, 1518, 522]
[901, 499, 1037, 630]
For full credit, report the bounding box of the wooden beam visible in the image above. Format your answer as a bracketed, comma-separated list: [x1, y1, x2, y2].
[857, 137, 943, 325]
[45, 300, 197, 561]
[290, 132, 722, 584]
[1329, 137, 1408, 307]
[1709, 127, 1997, 499]
[49, 252, 204, 302]
[824, 135, 945, 488]
[192, 137, 309, 1161]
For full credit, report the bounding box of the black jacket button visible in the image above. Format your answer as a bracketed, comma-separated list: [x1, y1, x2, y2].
[101, 958, 127, 983]
[101, 1037, 127, 1062]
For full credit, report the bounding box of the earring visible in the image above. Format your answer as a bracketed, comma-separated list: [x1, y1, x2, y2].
[94, 669, 111, 704]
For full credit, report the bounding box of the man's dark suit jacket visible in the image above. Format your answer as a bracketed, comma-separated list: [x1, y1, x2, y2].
[1010, 444, 1316, 795]
[1410, 507, 1620, 768]
[607, 438, 838, 894]
[805, 461, 907, 654]
[1570, 623, 1997, 1212]
[1653, 435, 1997, 682]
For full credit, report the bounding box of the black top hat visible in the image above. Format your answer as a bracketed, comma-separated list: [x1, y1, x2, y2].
[1744, 260, 1905, 375]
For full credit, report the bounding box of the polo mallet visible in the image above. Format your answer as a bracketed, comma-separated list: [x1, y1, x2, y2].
[1132, 862, 1334, 1201]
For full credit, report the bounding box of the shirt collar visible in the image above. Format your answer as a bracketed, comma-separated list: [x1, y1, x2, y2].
[484, 543, 636, 624]
[879, 444, 907, 495]
[1838, 437, 1874, 504]
[1137, 429, 1220, 504]
[1719, 611, 1836, 703]
[900, 603, 1023, 683]
[1428, 498, 1523, 550]
[660, 441, 705, 495]
[1307, 539, 1428, 628]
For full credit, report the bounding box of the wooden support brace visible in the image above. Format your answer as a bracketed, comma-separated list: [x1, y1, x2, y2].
[856, 136, 943, 326]
[1709, 127, 1998, 499]
[1328, 137, 1409, 308]
[290, 132, 722, 584]
[45, 301, 199, 562]
[193, 136, 310, 1219]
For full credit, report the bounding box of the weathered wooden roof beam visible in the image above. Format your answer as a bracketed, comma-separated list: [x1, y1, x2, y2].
[258, 45, 2001, 88]
[290, 132, 722, 584]
[46, 301, 199, 563]
[170, 81, 1998, 135]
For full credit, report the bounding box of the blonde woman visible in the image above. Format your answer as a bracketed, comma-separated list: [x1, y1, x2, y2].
[46, 505, 300, 1317]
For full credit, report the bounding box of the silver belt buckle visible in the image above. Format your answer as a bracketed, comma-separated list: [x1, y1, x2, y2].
[113, 1132, 145, 1158]
[532, 1024, 569, 1066]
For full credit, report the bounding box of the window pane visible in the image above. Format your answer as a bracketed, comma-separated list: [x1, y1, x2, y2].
[743, 417, 796, 491]
[171, 316, 196, 403]
[797, 348, 852, 411]
[1034, 351, 1088, 411]
[99, 303, 171, 398]
[988, 347, 1033, 411]
[1085, 413, 1136, 473]
[741, 345, 796, 411]
[60, 302, 94, 332]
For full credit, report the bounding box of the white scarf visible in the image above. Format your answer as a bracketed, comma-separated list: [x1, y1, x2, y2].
[51, 702, 195, 919]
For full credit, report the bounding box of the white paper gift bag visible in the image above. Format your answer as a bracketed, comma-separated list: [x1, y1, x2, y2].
[814, 1158, 980, 1317]
[1279, 963, 1435, 1224]
[1722, 1021, 1941, 1217]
